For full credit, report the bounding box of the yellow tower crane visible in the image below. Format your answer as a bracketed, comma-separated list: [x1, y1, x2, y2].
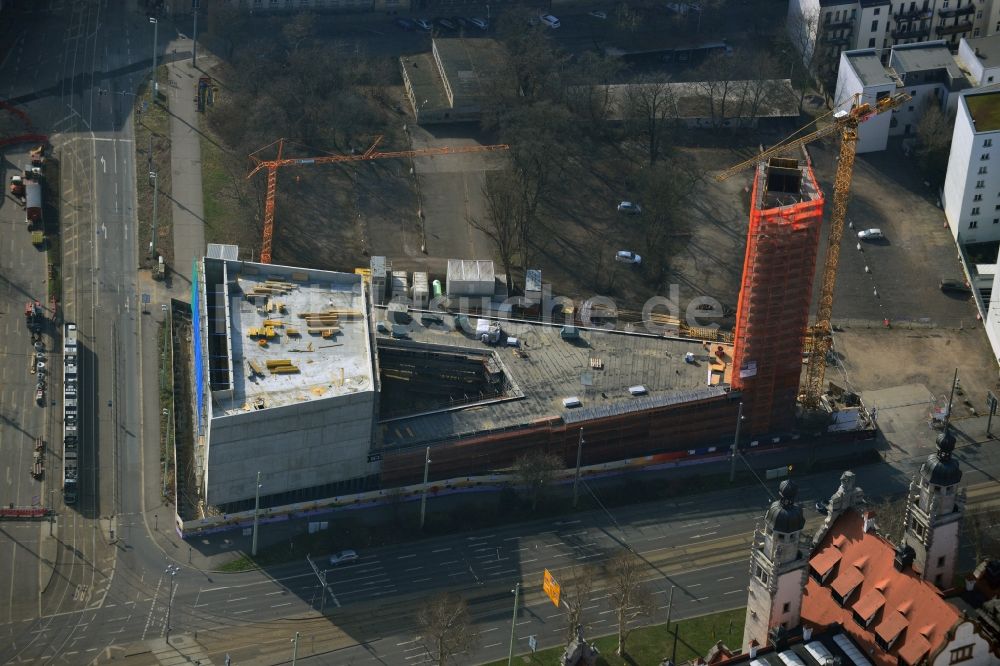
[717, 92, 910, 408]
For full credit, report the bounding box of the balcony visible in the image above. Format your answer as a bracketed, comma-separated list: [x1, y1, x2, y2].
[894, 8, 932, 21]
[892, 26, 930, 39]
[824, 19, 853, 29]
[936, 20, 974, 35]
[822, 35, 851, 45]
[938, 4, 976, 18]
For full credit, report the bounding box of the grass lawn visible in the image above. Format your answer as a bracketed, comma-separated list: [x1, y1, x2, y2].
[483, 607, 745, 666]
[133, 65, 173, 269]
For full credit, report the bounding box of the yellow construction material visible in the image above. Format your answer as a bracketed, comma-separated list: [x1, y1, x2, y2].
[270, 364, 299, 374]
[248, 360, 265, 375]
[263, 326, 277, 338]
[265, 359, 293, 369]
[247, 327, 262, 338]
[286, 327, 300, 336]
[263, 319, 284, 327]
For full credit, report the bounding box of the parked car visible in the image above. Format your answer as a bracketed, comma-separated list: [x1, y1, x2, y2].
[940, 278, 972, 294]
[857, 228, 884, 241]
[394, 17, 415, 30]
[469, 17, 488, 29]
[540, 14, 561, 28]
[434, 17, 458, 31]
[617, 201, 642, 215]
[615, 251, 642, 265]
[588, 10, 607, 18]
[413, 18, 432, 31]
[815, 499, 829, 515]
[329, 549, 359, 566]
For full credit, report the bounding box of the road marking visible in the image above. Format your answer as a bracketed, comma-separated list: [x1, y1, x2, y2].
[689, 532, 718, 539]
[724, 590, 743, 595]
[689, 583, 702, 587]
[397, 638, 420, 646]
[233, 609, 254, 615]
[439, 560, 459, 565]
[432, 548, 451, 553]
[503, 537, 520, 542]
[227, 597, 248, 603]
[483, 642, 501, 648]
[404, 566, 423, 572]
[468, 534, 495, 540]
[482, 627, 500, 633]
[412, 578, 431, 583]
[265, 591, 284, 596]
[271, 603, 291, 608]
[719, 576, 734, 581]
[398, 554, 417, 560]
[516, 620, 532, 626]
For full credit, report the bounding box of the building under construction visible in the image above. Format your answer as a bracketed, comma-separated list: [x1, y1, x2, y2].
[732, 157, 825, 435]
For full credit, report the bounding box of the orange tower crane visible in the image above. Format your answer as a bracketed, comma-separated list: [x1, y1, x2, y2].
[248, 136, 509, 264]
[716, 92, 909, 409]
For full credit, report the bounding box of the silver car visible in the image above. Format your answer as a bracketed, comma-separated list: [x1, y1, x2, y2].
[329, 549, 359, 566]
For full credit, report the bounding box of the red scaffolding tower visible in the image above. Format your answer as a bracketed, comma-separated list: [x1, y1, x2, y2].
[732, 157, 825, 435]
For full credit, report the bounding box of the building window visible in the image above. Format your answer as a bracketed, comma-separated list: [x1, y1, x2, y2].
[990, 77, 996, 83]
[944, 0, 950, 7]
[977, 10, 983, 19]
[995, 204, 1000, 210]
[869, 38, 876, 47]
[970, 220, 979, 228]
[979, 167, 988, 174]
[825, 11, 832, 23]
[976, 180, 985, 188]
[994, 218, 999, 223]
[871, 20, 879, 31]
[974, 194, 983, 201]
[938, 556, 946, 566]
[975, 28, 981, 36]
[874, 7, 880, 15]
[783, 602, 791, 613]
[986, 139, 994, 147]
[851, 8, 856, 19]
[950, 645, 975, 664]
[972, 207, 981, 215]
[983, 153, 992, 161]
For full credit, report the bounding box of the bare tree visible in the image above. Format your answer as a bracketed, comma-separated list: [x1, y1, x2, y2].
[872, 494, 909, 544]
[562, 565, 597, 642]
[915, 99, 955, 188]
[609, 552, 656, 657]
[513, 449, 563, 511]
[470, 171, 524, 292]
[625, 76, 677, 165]
[416, 593, 479, 666]
[637, 157, 701, 285]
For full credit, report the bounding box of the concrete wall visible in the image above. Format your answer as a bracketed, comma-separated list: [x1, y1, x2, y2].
[206, 387, 376, 506]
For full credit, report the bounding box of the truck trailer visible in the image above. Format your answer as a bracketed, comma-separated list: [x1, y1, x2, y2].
[24, 180, 41, 226]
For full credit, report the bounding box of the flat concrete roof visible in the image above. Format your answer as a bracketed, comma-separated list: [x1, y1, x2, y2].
[892, 42, 964, 80]
[845, 51, 894, 87]
[433, 38, 508, 107]
[217, 264, 374, 416]
[963, 35, 1000, 69]
[375, 313, 731, 449]
[965, 90, 1000, 132]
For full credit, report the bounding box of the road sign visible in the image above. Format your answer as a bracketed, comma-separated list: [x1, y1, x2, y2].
[988, 391, 998, 415]
[542, 568, 561, 608]
[528, 635, 537, 653]
[142, 293, 151, 304]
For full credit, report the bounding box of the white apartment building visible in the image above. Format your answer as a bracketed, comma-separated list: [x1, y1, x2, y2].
[942, 88, 1000, 244]
[789, 0, 993, 88]
[835, 39, 975, 152]
[957, 33, 1000, 83]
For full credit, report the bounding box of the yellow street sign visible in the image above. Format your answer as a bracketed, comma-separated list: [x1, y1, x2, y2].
[542, 568, 561, 608]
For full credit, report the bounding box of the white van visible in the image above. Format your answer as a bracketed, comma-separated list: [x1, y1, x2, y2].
[540, 14, 561, 28]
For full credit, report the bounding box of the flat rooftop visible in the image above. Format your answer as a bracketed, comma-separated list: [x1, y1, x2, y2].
[401, 53, 451, 112]
[375, 312, 731, 449]
[892, 42, 964, 80]
[213, 263, 374, 416]
[433, 38, 508, 106]
[965, 90, 1000, 132]
[845, 50, 894, 88]
[963, 34, 1000, 68]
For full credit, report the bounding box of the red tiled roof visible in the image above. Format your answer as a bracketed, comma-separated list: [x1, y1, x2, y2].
[811, 548, 842, 578]
[802, 510, 960, 666]
[853, 589, 885, 623]
[831, 565, 865, 599]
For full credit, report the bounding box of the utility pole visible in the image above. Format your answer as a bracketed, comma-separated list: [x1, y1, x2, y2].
[507, 582, 520, 666]
[149, 171, 158, 257]
[728, 402, 744, 483]
[572, 428, 584, 508]
[150, 17, 159, 99]
[192, 0, 199, 67]
[165, 564, 179, 642]
[291, 631, 300, 665]
[419, 447, 431, 530]
[251, 471, 262, 557]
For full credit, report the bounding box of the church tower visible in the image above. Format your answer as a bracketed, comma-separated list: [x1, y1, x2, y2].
[902, 428, 965, 588]
[743, 480, 809, 652]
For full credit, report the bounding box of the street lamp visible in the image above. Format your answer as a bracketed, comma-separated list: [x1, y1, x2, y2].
[150, 17, 159, 100]
[251, 471, 262, 556]
[291, 631, 300, 665]
[507, 582, 521, 666]
[419, 447, 431, 530]
[165, 564, 180, 642]
[149, 171, 159, 257]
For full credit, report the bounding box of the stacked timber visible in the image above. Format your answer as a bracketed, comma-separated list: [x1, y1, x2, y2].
[265, 359, 299, 374]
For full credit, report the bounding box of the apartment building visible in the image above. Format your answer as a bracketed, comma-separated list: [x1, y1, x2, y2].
[942, 88, 1000, 244]
[790, 0, 992, 89]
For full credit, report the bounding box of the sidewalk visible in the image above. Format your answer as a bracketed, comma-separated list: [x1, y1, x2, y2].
[165, 38, 206, 281]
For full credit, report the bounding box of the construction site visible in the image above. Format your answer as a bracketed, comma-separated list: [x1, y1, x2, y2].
[160, 85, 929, 529]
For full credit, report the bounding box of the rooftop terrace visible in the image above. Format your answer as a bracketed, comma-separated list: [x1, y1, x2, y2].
[209, 261, 374, 416]
[374, 311, 732, 449]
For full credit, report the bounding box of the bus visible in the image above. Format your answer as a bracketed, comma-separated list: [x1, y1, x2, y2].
[63, 322, 79, 505]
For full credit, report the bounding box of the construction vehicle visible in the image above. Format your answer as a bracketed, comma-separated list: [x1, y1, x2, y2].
[10, 174, 24, 198]
[30, 144, 46, 168]
[248, 136, 509, 264]
[25, 300, 43, 332]
[717, 92, 910, 409]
